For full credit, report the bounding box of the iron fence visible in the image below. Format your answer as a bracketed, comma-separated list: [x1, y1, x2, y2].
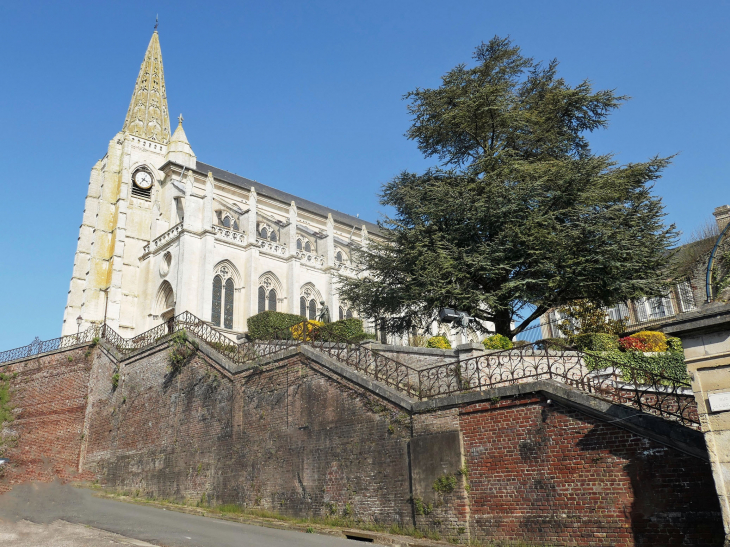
[0, 314, 699, 429]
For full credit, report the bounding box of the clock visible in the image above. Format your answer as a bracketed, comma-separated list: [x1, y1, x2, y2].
[133, 170, 153, 190]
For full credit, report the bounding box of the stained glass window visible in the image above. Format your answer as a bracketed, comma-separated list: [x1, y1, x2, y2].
[297, 239, 302, 251]
[268, 289, 277, 311]
[224, 278, 234, 329]
[258, 286, 266, 314]
[300, 296, 307, 317]
[223, 216, 231, 228]
[339, 306, 344, 320]
[346, 309, 353, 320]
[233, 220, 239, 231]
[212, 276, 222, 327]
[308, 299, 316, 320]
[304, 241, 311, 253]
[260, 227, 268, 239]
[270, 231, 277, 242]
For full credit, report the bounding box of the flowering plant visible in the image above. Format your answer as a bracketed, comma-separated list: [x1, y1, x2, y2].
[619, 336, 648, 352]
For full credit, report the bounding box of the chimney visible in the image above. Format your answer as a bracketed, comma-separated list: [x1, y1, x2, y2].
[713, 205, 730, 232]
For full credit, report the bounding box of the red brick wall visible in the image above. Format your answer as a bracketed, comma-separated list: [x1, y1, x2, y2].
[0, 347, 97, 492]
[459, 395, 724, 546]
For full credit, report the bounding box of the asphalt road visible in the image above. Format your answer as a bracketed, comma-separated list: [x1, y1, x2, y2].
[0, 482, 357, 547]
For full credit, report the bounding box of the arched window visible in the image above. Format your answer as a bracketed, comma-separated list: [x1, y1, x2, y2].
[297, 239, 302, 251]
[212, 276, 223, 327]
[304, 241, 312, 253]
[258, 286, 266, 314]
[308, 299, 317, 320]
[300, 296, 307, 317]
[260, 227, 268, 239]
[270, 231, 277, 242]
[268, 289, 277, 311]
[339, 306, 344, 320]
[346, 309, 353, 320]
[233, 220, 239, 231]
[335, 251, 343, 262]
[223, 216, 231, 228]
[224, 278, 234, 329]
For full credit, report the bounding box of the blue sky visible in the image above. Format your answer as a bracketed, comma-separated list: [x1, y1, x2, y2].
[0, 1, 727, 349]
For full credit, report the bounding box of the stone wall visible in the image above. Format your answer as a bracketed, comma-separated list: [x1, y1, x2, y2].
[0, 340, 725, 545]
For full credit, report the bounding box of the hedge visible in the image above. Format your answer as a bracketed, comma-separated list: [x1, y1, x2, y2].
[483, 334, 513, 350]
[573, 333, 619, 352]
[427, 336, 451, 349]
[585, 350, 689, 384]
[632, 331, 668, 352]
[247, 311, 305, 340]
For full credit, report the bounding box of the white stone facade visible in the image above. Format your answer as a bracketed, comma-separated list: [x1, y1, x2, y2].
[61, 31, 372, 339]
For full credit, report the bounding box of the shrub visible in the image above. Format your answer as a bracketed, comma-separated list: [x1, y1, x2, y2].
[632, 331, 668, 352]
[666, 336, 683, 353]
[619, 336, 648, 352]
[573, 333, 619, 352]
[482, 334, 513, 350]
[247, 311, 305, 340]
[426, 336, 451, 349]
[535, 338, 572, 351]
[317, 318, 370, 342]
[169, 331, 194, 372]
[586, 350, 688, 384]
[290, 320, 323, 341]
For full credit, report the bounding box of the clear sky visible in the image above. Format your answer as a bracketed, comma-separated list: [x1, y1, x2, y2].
[0, 0, 727, 349]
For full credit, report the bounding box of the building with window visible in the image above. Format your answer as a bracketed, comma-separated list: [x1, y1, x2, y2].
[61, 31, 373, 338]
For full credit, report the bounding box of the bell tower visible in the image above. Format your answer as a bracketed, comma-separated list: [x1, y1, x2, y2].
[62, 29, 186, 336]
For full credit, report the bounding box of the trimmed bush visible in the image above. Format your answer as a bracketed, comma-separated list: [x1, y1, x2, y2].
[619, 336, 648, 352]
[426, 336, 451, 349]
[247, 311, 306, 340]
[666, 336, 684, 353]
[573, 333, 619, 352]
[317, 318, 371, 342]
[535, 338, 572, 351]
[585, 350, 688, 383]
[632, 331, 668, 352]
[483, 334, 513, 350]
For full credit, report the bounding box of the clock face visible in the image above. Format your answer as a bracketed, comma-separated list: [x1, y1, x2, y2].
[134, 170, 153, 189]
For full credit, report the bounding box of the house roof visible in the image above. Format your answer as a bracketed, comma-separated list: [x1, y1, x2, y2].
[181, 160, 380, 234]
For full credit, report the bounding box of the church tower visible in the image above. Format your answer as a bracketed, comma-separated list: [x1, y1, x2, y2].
[62, 29, 194, 336]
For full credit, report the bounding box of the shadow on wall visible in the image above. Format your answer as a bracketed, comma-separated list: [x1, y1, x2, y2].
[576, 416, 724, 546]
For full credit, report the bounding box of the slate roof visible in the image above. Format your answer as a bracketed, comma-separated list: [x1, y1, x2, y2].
[195, 161, 380, 233]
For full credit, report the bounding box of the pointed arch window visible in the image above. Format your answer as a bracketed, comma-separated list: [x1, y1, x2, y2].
[268, 289, 277, 311]
[270, 231, 278, 242]
[224, 278, 234, 329]
[335, 251, 343, 263]
[308, 299, 317, 320]
[222, 216, 231, 228]
[297, 239, 303, 251]
[212, 276, 223, 327]
[304, 241, 312, 253]
[233, 220, 240, 231]
[260, 227, 268, 239]
[346, 309, 353, 320]
[339, 306, 344, 321]
[258, 286, 266, 314]
[300, 296, 307, 317]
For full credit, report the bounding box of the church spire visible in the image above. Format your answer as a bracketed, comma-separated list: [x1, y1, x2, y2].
[122, 30, 171, 144]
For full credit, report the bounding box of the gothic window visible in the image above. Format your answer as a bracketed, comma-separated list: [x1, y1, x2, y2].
[339, 306, 344, 320]
[233, 220, 239, 231]
[335, 251, 343, 263]
[224, 278, 234, 329]
[212, 276, 223, 327]
[308, 299, 317, 320]
[304, 241, 312, 253]
[260, 227, 268, 239]
[268, 289, 277, 311]
[346, 309, 353, 320]
[223, 216, 231, 228]
[258, 286, 266, 314]
[300, 296, 307, 317]
[270, 231, 277, 242]
[297, 239, 303, 251]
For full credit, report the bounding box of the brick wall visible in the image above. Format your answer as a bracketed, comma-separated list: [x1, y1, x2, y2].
[0, 341, 724, 545]
[0, 347, 97, 492]
[459, 394, 724, 546]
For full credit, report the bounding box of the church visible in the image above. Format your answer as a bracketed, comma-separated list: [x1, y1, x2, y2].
[61, 30, 375, 339]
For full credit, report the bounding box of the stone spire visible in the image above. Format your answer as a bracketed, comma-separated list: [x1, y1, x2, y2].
[122, 31, 171, 144]
[166, 114, 196, 168]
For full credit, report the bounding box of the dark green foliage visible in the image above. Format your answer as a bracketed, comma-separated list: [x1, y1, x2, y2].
[111, 373, 119, 390]
[169, 331, 194, 371]
[573, 333, 619, 352]
[246, 311, 304, 340]
[535, 338, 573, 351]
[433, 474, 457, 494]
[315, 319, 374, 343]
[338, 36, 677, 339]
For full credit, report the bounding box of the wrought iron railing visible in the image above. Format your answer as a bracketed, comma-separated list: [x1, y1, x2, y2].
[0, 314, 699, 429]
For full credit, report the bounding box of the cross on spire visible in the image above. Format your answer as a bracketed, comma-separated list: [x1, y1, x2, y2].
[154, 15, 159, 31]
[178, 113, 184, 125]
